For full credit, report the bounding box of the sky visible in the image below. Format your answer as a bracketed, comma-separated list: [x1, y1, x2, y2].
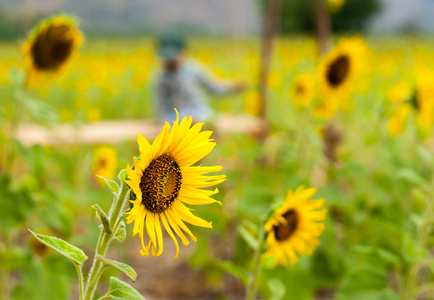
[371, 0, 434, 32]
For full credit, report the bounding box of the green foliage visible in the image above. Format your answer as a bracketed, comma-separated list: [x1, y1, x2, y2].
[267, 278, 286, 300]
[336, 265, 399, 300]
[332, 0, 383, 32]
[28, 230, 88, 266]
[93, 204, 112, 234]
[96, 255, 137, 282]
[11, 255, 75, 300]
[0, 174, 36, 231]
[98, 176, 120, 195]
[99, 277, 145, 300]
[274, 0, 382, 34]
[215, 260, 248, 284]
[0, 6, 23, 39]
[113, 221, 127, 243]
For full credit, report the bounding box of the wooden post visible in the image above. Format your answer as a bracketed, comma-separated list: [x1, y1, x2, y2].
[257, 0, 281, 139]
[313, 0, 332, 56]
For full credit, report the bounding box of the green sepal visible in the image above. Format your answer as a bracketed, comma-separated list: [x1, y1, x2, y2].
[99, 277, 145, 300]
[96, 255, 137, 282]
[28, 229, 88, 266]
[97, 176, 120, 195]
[92, 204, 112, 234]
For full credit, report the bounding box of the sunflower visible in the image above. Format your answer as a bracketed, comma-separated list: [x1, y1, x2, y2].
[292, 73, 315, 108]
[413, 70, 434, 136]
[244, 90, 262, 116]
[387, 104, 410, 137]
[316, 37, 367, 117]
[388, 82, 411, 104]
[263, 186, 326, 266]
[125, 111, 225, 258]
[92, 147, 118, 185]
[22, 15, 83, 85]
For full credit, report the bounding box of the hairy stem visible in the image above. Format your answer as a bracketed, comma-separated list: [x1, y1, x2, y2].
[246, 221, 265, 300]
[83, 180, 129, 300]
[402, 195, 434, 299]
[0, 231, 10, 300]
[76, 265, 85, 300]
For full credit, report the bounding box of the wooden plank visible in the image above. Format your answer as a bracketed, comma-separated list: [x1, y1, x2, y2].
[15, 115, 263, 146]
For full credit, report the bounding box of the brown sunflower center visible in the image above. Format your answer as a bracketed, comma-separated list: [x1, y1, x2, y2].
[296, 84, 305, 96]
[31, 24, 74, 70]
[326, 55, 350, 87]
[94, 158, 107, 170]
[140, 153, 182, 213]
[273, 209, 299, 242]
[410, 89, 420, 111]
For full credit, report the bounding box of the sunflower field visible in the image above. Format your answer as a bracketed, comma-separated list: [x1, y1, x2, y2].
[1, 8, 434, 300]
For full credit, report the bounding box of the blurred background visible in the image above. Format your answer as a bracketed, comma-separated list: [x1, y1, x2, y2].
[3, 0, 434, 37]
[1, 0, 434, 300]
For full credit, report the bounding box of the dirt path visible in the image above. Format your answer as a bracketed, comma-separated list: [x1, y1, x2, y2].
[15, 115, 264, 146]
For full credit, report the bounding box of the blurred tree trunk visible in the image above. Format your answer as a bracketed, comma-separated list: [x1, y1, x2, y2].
[313, 0, 332, 56]
[258, 0, 281, 140]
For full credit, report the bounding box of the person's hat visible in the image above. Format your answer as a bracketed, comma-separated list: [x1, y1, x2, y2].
[157, 32, 186, 59]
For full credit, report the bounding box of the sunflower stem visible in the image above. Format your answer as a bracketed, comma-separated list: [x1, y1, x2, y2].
[0, 231, 10, 300]
[402, 184, 434, 299]
[83, 178, 129, 300]
[246, 220, 265, 300]
[76, 265, 85, 300]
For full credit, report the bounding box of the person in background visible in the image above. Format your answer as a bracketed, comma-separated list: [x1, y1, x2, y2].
[155, 32, 247, 123]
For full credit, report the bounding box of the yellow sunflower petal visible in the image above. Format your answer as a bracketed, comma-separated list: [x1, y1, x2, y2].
[161, 213, 180, 258]
[154, 216, 164, 256]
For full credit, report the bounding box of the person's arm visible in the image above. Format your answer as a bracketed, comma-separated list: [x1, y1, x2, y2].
[156, 75, 170, 121]
[194, 61, 246, 95]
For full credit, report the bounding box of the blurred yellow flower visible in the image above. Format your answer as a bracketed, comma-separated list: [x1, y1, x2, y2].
[387, 104, 410, 137]
[125, 111, 225, 258]
[92, 146, 118, 184]
[268, 71, 282, 90]
[388, 82, 411, 104]
[316, 37, 368, 118]
[22, 15, 83, 86]
[87, 108, 101, 123]
[244, 90, 262, 116]
[413, 69, 434, 137]
[263, 186, 327, 266]
[292, 73, 315, 107]
[59, 108, 74, 122]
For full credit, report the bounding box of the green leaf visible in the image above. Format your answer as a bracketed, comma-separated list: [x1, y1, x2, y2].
[9, 68, 25, 87]
[238, 225, 259, 249]
[92, 204, 112, 234]
[0, 175, 36, 231]
[97, 176, 120, 195]
[28, 229, 88, 266]
[215, 260, 248, 284]
[100, 277, 145, 300]
[268, 278, 286, 300]
[337, 264, 387, 299]
[114, 221, 126, 243]
[118, 169, 127, 181]
[96, 255, 137, 282]
[417, 145, 434, 165]
[395, 168, 426, 185]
